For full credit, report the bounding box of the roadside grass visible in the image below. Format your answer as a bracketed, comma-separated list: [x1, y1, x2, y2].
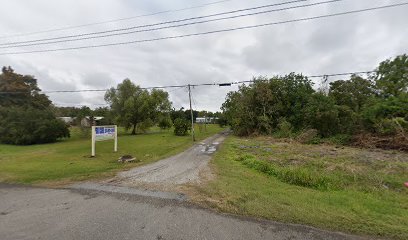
[191, 136, 408, 239]
[0, 125, 223, 185]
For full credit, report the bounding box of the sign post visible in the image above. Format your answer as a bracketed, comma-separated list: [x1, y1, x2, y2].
[91, 125, 117, 157]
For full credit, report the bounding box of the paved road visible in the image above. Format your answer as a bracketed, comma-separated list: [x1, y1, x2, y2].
[0, 184, 367, 240]
[0, 133, 371, 240]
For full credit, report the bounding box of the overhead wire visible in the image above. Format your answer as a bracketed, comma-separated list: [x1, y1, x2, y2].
[0, 0, 234, 39]
[1, 2, 407, 55]
[0, 70, 375, 94]
[0, 0, 312, 47]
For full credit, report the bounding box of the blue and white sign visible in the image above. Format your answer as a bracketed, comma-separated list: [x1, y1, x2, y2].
[95, 126, 115, 141]
[91, 125, 118, 157]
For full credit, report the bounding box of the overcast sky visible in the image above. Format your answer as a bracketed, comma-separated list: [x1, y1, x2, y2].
[0, 0, 406, 112]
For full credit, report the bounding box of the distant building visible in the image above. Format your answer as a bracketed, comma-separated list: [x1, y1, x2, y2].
[58, 117, 75, 125]
[196, 117, 218, 124]
[80, 116, 104, 127]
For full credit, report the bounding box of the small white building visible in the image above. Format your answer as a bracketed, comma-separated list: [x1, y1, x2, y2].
[80, 116, 104, 127]
[58, 117, 75, 125]
[196, 117, 218, 124]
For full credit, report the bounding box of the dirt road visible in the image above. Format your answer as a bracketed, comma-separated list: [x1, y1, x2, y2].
[107, 131, 228, 190]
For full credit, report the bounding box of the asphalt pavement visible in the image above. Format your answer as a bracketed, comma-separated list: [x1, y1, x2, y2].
[0, 184, 368, 240]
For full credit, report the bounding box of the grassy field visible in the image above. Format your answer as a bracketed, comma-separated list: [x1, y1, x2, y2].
[190, 136, 408, 239]
[0, 125, 223, 185]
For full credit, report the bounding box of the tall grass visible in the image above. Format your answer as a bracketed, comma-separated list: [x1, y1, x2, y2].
[235, 154, 339, 190]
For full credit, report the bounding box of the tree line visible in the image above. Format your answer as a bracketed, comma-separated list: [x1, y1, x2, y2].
[0, 68, 221, 145]
[222, 54, 408, 149]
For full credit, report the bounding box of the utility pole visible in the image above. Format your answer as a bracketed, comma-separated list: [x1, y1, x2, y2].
[188, 84, 195, 141]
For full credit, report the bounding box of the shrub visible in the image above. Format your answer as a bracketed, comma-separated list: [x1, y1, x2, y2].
[173, 118, 191, 136]
[158, 115, 172, 131]
[374, 117, 408, 136]
[325, 134, 352, 145]
[296, 129, 319, 144]
[275, 118, 294, 138]
[0, 107, 70, 145]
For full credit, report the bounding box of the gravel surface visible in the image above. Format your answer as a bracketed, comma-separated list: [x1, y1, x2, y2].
[107, 131, 229, 189]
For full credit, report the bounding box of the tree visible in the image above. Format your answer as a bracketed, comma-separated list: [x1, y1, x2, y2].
[0, 107, 70, 145]
[329, 75, 375, 112]
[158, 115, 172, 131]
[0, 67, 69, 145]
[0, 66, 51, 109]
[373, 54, 408, 97]
[105, 79, 171, 135]
[222, 73, 314, 135]
[173, 118, 191, 136]
[93, 107, 114, 125]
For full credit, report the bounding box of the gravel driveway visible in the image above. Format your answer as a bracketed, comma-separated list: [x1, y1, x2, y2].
[107, 131, 228, 189]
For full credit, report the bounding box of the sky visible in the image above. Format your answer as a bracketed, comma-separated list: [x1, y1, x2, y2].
[0, 0, 407, 112]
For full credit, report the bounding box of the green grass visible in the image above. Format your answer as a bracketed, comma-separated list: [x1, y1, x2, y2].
[193, 136, 408, 239]
[0, 125, 223, 185]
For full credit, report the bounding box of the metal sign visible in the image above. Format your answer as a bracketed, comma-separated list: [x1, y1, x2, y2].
[95, 126, 115, 141]
[91, 125, 117, 157]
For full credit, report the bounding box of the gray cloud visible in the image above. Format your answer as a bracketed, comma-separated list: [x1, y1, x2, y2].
[0, 0, 407, 111]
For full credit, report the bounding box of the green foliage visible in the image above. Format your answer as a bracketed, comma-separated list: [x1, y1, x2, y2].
[222, 73, 314, 136]
[374, 54, 408, 97]
[216, 114, 228, 127]
[221, 54, 408, 146]
[170, 107, 198, 124]
[235, 154, 335, 190]
[0, 67, 70, 145]
[362, 94, 408, 133]
[374, 117, 408, 136]
[325, 134, 352, 145]
[0, 125, 223, 184]
[329, 75, 375, 112]
[0, 107, 70, 145]
[274, 118, 293, 138]
[105, 79, 172, 135]
[0, 66, 51, 109]
[173, 118, 191, 136]
[158, 115, 173, 130]
[296, 129, 319, 144]
[201, 136, 408, 239]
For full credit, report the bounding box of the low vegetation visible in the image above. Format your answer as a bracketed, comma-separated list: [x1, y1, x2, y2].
[0, 125, 223, 185]
[191, 136, 408, 239]
[173, 118, 191, 136]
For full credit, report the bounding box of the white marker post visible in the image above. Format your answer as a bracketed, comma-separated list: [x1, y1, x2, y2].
[91, 125, 118, 157]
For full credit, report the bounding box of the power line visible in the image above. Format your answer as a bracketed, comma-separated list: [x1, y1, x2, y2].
[0, 0, 234, 39]
[0, 0, 311, 47]
[0, 70, 375, 94]
[1, 2, 406, 55]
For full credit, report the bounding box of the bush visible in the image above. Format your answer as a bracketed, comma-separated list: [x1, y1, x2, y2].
[173, 118, 191, 136]
[296, 129, 319, 144]
[275, 118, 293, 138]
[374, 117, 408, 136]
[325, 134, 352, 145]
[0, 107, 70, 145]
[158, 115, 172, 131]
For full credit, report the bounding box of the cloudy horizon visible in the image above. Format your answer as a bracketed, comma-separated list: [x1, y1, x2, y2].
[0, 0, 407, 112]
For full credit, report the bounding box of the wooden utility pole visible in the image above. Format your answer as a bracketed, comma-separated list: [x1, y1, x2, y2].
[188, 84, 195, 141]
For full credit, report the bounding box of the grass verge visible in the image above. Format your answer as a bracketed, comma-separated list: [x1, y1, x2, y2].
[0, 125, 223, 185]
[190, 136, 408, 239]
